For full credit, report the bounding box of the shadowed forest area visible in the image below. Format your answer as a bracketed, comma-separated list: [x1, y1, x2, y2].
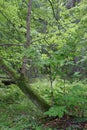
[0, 0, 87, 129]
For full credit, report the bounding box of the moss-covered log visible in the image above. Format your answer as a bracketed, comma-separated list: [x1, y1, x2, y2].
[0, 58, 51, 112]
[0, 58, 19, 80]
[17, 74, 50, 111]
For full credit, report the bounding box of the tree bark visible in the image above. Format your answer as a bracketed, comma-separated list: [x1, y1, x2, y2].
[21, 0, 32, 75]
[66, 0, 81, 9]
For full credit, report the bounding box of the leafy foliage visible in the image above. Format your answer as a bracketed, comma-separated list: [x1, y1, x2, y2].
[0, 0, 87, 129]
[45, 80, 87, 118]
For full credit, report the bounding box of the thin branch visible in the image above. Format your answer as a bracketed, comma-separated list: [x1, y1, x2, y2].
[0, 34, 56, 47]
[0, 76, 10, 79]
[0, 38, 44, 47]
[0, 44, 24, 46]
[48, 0, 58, 21]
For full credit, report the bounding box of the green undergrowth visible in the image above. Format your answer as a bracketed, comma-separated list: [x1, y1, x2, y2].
[30, 78, 51, 102]
[0, 84, 43, 130]
[0, 78, 87, 130]
[30, 78, 87, 118]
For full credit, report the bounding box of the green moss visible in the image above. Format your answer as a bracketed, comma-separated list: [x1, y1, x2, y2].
[0, 58, 19, 79]
[17, 74, 51, 112]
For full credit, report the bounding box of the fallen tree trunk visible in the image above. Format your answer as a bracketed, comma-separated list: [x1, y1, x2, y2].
[17, 74, 50, 112]
[0, 0, 51, 112]
[0, 58, 51, 112]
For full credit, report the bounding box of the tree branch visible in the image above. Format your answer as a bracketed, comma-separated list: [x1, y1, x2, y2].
[0, 44, 24, 46]
[48, 0, 58, 21]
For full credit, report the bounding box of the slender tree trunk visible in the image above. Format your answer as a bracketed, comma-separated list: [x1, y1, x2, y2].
[21, 0, 32, 75]
[26, 0, 32, 47]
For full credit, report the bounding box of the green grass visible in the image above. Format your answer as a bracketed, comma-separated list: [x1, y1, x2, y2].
[0, 78, 87, 130]
[0, 84, 43, 130]
[0, 101, 42, 130]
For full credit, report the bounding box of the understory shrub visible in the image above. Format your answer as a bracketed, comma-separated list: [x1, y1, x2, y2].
[45, 80, 87, 118]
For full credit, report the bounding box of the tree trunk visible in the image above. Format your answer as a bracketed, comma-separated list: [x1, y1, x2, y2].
[66, 0, 81, 9]
[0, 58, 50, 112]
[0, 0, 51, 112]
[17, 74, 50, 112]
[21, 0, 32, 75]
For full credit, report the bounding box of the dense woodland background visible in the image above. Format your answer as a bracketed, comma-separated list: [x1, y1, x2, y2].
[0, 0, 87, 129]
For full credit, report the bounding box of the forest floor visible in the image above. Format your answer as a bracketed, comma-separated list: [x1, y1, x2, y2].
[0, 84, 87, 130]
[0, 100, 87, 130]
[43, 116, 87, 129]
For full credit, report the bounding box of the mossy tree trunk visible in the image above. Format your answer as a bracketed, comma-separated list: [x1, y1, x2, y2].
[17, 74, 50, 112]
[0, 0, 51, 112]
[0, 58, 50, 112]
